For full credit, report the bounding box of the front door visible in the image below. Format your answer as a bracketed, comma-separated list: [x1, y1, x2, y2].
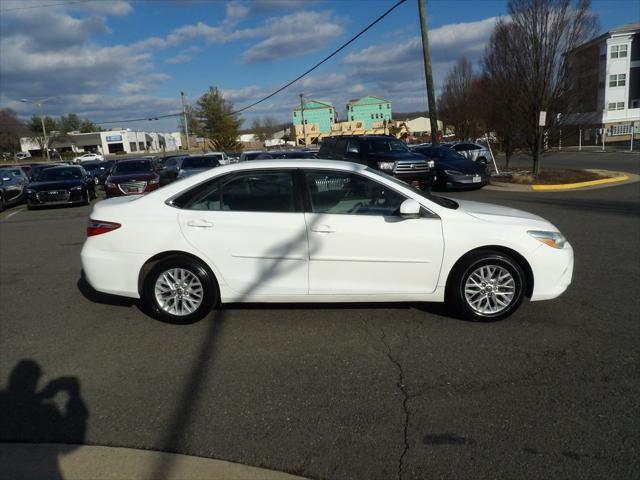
[303, 169, 444, 295]
[178, 169, 308, 297]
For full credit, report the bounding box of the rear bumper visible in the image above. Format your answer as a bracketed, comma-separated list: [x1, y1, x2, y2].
[530, 242, 574, 301]
[81, 241, 147, 298]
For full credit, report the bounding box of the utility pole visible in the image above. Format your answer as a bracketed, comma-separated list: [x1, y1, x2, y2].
[181, 91, 190, 151]
[299, 93, 307, 147]
[21, 97, 55, 161]
[418, 0, 439, 145]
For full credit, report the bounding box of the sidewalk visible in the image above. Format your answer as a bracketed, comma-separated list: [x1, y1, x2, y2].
[0, 443, 310, 480]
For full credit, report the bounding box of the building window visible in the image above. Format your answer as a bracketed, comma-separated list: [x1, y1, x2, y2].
[293, 112, 296, 117]
[387, 104, 390, 109]
[610, 124, 632, 136]
[351, 115, 354, 121]
[138, 142, 145, 150]
[632, 100, 640, 109]
[304, 119, 308, 124]
[129, 142, 137, 152]
[379, 104, 382, 110]
[609, 74, 626, 87]
[611, 45, 628, 58]
[371, 114, 374, 119]
[607, 102, 625, 111]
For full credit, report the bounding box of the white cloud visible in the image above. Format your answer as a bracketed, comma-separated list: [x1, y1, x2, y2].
[118, 74, 170, 94]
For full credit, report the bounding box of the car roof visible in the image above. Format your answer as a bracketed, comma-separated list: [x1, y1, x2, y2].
[117, 158, 152, 163]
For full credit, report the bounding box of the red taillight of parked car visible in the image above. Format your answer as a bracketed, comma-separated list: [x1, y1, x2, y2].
[87, 219, 121, 237]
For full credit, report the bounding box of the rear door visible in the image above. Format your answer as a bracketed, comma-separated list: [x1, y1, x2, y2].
[302, 168, 444, 295]
[178, 169, 309, 297]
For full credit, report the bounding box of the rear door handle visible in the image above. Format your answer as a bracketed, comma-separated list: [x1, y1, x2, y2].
[311, 225, 336, 233]
[187, 219, 214, 228]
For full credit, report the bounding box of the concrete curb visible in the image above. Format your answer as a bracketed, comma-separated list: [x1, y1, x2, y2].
[0, 443, 310, 480]
[486, 169, 639, 192]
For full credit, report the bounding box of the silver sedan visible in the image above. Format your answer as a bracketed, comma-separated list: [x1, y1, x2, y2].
[450, 142, 492, 166]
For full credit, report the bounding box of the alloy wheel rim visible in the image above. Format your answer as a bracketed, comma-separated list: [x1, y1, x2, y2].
[464, 265, 515, 315]
[154, 268, 204, 316]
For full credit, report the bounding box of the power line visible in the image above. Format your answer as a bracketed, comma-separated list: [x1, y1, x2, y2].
[0, 0, 88, 12]
[229, 0, 407, 116]
[93, 112, 182, 125]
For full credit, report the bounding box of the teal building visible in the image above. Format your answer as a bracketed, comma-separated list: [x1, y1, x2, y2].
[346, 96, 392, 129]
[292, 100, 336, 133]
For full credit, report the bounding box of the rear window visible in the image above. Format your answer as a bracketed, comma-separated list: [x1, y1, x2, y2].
[367, 138, 409, 153]
[113, 160, 153, 174]
[182, 156, 220, 169]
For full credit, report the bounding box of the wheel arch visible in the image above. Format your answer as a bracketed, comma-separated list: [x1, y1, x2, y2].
[138, 250, 219, 298]
[445, 245, 534, 299]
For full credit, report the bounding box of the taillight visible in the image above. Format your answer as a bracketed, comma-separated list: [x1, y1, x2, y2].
[87, 219, 121, 236]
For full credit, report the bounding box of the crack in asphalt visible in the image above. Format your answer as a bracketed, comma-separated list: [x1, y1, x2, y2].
[361, 320, 410, 480]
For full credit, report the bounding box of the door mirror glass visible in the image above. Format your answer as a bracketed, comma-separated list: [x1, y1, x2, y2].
[400, 199, 420, 218]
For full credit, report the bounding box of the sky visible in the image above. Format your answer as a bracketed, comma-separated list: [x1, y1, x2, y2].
[0, 0, 638, 132]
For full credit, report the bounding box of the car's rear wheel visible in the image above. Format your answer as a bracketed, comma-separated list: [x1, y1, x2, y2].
[143, 256, 218, 324]
[448, 250, 526, 321]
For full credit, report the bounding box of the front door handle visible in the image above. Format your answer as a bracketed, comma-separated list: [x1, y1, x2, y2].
[187, 219, 214, 228]
[311, 225, 336, 233]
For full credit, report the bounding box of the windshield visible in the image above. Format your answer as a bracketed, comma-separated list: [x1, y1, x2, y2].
[368, 139, 410, 153]
[242, 152, 263, 161]
[182, 156, 220, 169]
[37, 167, 83, 181]
[0, 169, 11, 178]
[415, 147, 465, 161]
[364, 167, 458, 209]
[113, 160, 153, 174]
[82, 163, 102, 171]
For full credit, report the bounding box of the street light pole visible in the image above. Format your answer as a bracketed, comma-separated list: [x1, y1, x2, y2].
[181, 91, 190, 151]
[418, 0, 439, 145]
[21, 96, 56, 161]
[299, 93, 307, 147]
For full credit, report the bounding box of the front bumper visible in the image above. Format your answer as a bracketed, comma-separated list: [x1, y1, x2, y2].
[393, 170, 435, 188]
[27, 189, 86, 206]
[441, 172, 491, 189]
[530, 242, 574, 301]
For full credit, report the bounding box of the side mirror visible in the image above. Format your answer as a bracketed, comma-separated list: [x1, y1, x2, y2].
[399, 199, 421, 218]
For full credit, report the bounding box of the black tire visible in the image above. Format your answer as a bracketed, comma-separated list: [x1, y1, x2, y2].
[0, 194, 4, 213]
[83, 189, 90, 205]
[143, 255, 218, 324]
[447, 249, 526, 322]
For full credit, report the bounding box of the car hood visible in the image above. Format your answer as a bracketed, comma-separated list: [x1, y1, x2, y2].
[456, 199, 555, 228]
[108, 173, 157, 183]
[28, 179, 84, 190]
[435, 159, 485, 174]
[180, 168, 210, 177]
[368, 151, 428, 162]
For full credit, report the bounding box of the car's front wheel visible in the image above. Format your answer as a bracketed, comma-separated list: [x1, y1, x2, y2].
[143, 256, 218, 323]
[448, 250, 526, 321]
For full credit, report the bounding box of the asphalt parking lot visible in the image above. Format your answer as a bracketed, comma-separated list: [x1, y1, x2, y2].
[1, 152, 638, 480]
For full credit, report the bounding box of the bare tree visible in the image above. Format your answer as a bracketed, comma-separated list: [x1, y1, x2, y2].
[483, 0, 598, 174]
[0, 109, 27, 155]
[438, 58, 483, 140]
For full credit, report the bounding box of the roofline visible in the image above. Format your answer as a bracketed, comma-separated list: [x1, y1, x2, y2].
[292, 99, 334, 111]
[346, 95, 391, 105]
[565, 23, 639, 55]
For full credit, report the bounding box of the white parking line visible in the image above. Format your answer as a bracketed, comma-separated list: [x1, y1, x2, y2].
[1, 208, 25, 220]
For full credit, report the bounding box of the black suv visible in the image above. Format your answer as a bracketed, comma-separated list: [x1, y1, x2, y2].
[318, 135, 435, 188]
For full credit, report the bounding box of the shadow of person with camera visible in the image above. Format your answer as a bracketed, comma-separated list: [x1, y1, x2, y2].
[0, 359, 89, 480]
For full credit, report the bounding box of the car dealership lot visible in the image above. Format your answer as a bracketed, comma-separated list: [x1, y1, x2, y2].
[1, 177, 638, 479]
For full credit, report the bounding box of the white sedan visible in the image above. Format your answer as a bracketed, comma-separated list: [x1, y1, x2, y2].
[74, 153, 104, 163]
[81, 159, 573, 323]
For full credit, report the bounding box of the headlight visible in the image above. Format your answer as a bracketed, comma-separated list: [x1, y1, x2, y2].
[427, 160, 435, 168]
[149, 177, 159, 184]
[26, 189, 35, 194]
[70, 186, 84, 191]
[444, 170, 463, 175]
[377, 162, 394, 170]
[527, 230, 567, 249]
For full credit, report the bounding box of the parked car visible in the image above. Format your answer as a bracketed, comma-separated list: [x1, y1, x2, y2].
[239, 151, 264, 162]
[15, 151, 32, 161]
[105, 159, 160, 197]
[411, 145, 490, 190]
[224, 151, 241, 163]
[73, 152, 104, 163]
[203, 151, 230, 165]
[81, 159, 573, 324]
[318, 135, 435, 189]
[449, 142, 492, 166]
[159, 155, 220, 184]
[254, 150, 318, 160]
[26, 165, 96, 209]
[82, 160, 112, 185]
[0, 168, 28, 211]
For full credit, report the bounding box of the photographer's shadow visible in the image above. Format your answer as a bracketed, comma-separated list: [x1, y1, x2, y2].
[0, 360, 89, 480]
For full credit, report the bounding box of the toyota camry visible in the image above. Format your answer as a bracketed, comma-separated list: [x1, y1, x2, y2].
[81, 160, 573, 323]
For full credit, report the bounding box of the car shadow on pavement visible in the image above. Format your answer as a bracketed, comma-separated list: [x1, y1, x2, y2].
[0, 359, 89, 480]
[77, 271, 137, 307]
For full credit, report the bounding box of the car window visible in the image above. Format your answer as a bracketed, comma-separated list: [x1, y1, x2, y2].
[335, 138, 348, 153]
[185, 171, 295, 213]
[346, 139, 359, 154]
[181, 156, 219, 169]
[368, 138, 410, 153]
[113, 160, 153, 174]
[304, 170, 406, 216]
[38, 167, 82, 181]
